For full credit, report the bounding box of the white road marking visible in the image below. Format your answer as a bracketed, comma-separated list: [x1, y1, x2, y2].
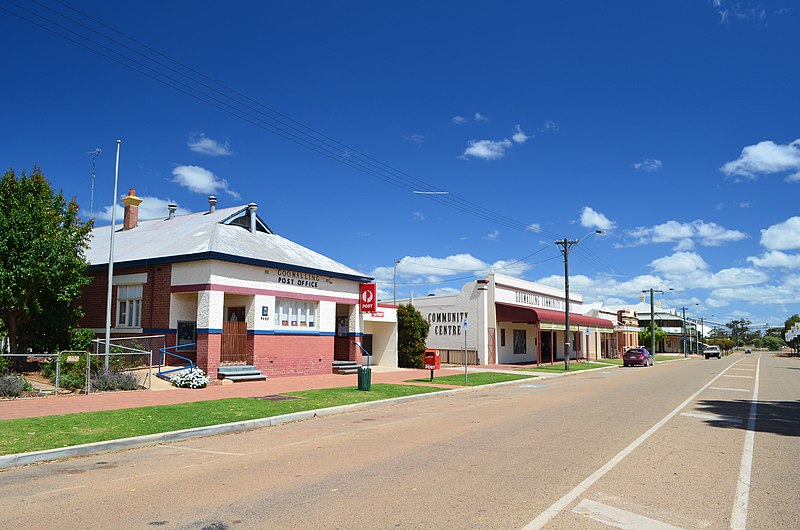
[680, 412, 743, 425]
[730, 357, 760, 530]
[157, 445, 244, 456]
[522, 359, 745, 530]
[31, 484, 88, 497]
[723, 375, 753, 379]
[573, 499, 684, 529]
[709, 387, 750, 392]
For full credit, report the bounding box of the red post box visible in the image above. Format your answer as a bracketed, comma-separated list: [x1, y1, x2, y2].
[424, 349, 440, 370]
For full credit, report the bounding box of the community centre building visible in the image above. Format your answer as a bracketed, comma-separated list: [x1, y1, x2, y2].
[78, 189, 397, 378]
[400, 273, 619, 365]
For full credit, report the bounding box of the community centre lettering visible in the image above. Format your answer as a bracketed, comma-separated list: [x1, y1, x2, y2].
[427, 311, 468, 336]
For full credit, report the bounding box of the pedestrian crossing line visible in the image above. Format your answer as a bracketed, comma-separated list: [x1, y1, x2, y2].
[573, 499, 684, 530]
[680, 412, 743, 424]
[709, 387, 750, 392]
[723, 375, 753, 378]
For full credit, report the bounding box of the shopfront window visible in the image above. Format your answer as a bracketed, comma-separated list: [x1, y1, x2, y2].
[513, 329, 526, 355]
[275, 299, 317, 329]
[116, 284, 142, 328]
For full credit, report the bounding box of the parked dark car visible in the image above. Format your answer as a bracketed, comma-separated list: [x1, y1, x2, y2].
[623, 347, 653, 367]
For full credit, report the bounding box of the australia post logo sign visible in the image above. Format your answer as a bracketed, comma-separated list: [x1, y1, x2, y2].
[359, 283, 377, 312]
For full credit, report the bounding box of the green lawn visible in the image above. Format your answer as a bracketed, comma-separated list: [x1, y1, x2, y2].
[0, 384, 442, 456]
[407, 371, 535, 386]
[516, 362, 611, 373]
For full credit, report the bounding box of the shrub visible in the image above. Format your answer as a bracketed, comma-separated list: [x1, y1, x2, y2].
[59, 371, 85, 390]
[91, 370, 140, 392]
[0, 374, 28, 398]
[171, 368, 210, 389]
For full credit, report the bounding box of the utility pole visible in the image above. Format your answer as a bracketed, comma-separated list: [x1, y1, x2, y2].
[555, 231, 604, 371]
[393, 258, 400, 305]
[679, 306, 688, 357]
[642, 288, 664, 362]
[555, 237, 577, 371]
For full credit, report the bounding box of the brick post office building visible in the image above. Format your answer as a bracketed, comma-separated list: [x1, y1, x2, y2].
[79, 190, 397, 377]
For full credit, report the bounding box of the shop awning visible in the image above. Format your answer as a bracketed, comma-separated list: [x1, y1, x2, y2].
[496, 303, 614, 328]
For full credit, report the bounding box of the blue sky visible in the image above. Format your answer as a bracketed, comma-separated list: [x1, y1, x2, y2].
[2, 1, 799, 331]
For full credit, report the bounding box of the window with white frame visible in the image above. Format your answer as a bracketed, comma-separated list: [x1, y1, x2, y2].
[275, 299, 317, 329]
[117, 284, 143, 328]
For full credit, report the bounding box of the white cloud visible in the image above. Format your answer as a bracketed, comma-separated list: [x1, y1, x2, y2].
[625, 220, 747, 249]
[483, 229, 500, 241]
[474, 112, 489, 122]
[759, 216, 800, 251]
[172, 165, 240, 199]
[404, 133, 425, 144]
[512, 124, 530, 144]
[650, 252, 709, 276]
[580, 206, 615, 231]
[538, 120, 559, 132]
[526, 223, 542, 233]
[412, 211, 425, 221]
[187, 133, 232, 156]
[461, 138, 513, 160]
[633, 158, 663, 172]
[371, 253, 533, 289]
[747, 251, 800, 269]
[452, 115, 467, 125]
[97, 196, 191, 222]
[720, 139, 800, 181]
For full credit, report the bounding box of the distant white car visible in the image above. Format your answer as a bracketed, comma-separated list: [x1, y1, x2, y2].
[704, 345, 722, 359]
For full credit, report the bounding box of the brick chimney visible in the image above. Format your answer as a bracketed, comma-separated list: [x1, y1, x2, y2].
[121, 188, 143, 230]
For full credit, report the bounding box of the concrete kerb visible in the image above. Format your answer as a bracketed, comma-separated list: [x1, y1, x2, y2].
[0, 375, 546, 470]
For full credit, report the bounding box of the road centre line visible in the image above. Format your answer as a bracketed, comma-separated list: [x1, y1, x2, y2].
[680, 412, 743, 424]
[523, 358, 746, 530]
[709, 387, 750, 392]
[730, 357, 760, 530]
[573, 499, 684, 530]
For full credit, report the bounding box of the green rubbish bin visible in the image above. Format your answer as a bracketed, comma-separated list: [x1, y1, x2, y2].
[358, 366, 372, 391]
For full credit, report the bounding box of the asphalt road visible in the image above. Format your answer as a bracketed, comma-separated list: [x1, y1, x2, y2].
[1, 352, 797, 530]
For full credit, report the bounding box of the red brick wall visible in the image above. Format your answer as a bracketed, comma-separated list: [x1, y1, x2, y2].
[77, 265, 172, 332]
[251, 335, 334, 377]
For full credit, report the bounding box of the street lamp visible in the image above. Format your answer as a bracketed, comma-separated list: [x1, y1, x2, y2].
[556, 230, 605, 371]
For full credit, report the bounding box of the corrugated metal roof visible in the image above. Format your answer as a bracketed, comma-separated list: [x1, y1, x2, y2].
[87, 205, 370, 281]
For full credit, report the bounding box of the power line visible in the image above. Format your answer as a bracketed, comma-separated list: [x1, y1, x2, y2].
[4, 0, 565, 239]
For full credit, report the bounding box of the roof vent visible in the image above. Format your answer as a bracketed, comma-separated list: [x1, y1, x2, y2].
[208, 196, 217, 213]
[167, 203, 177, 219]
[247, 203, 258, 234]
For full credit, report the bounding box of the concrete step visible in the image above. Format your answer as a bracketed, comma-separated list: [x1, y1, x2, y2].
[218, 365, 258, 373]
[224, 374, 268, 382]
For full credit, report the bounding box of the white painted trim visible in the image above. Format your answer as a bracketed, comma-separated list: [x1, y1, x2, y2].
[573, 499, 682, 530]
[112, 272, 148, 285]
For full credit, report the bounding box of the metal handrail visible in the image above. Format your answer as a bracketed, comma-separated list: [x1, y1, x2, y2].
[157, 343, 196, 379]
[355, 341, 371, 369]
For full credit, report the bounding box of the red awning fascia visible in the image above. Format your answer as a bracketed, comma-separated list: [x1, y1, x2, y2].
[496, 303, 614, 328]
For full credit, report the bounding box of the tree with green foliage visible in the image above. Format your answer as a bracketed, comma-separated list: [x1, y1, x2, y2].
[0, 167, 92, 358]
[726, 319, 751, 346]
[397, 304, 430, 368]
[638, 325, 667, 350]
[761, 336, 785, 351]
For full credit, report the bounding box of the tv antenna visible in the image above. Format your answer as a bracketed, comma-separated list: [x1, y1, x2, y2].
[87, 148, 101, 219]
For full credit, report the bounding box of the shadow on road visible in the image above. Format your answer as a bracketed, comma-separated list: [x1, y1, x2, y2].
[695, 399, 800, 437]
